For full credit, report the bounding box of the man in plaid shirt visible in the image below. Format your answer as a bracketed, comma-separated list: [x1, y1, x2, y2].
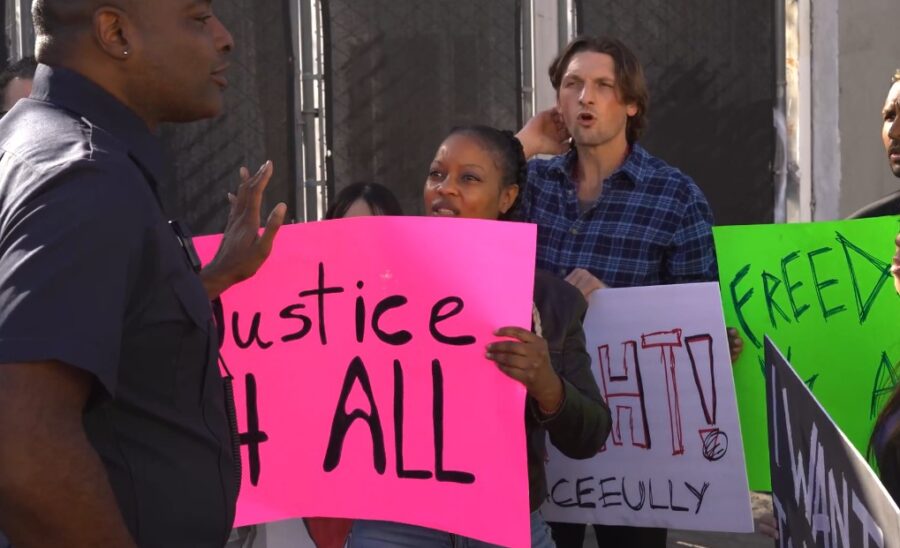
[517, 36, 717, 295]
[516, 35, 720, 548]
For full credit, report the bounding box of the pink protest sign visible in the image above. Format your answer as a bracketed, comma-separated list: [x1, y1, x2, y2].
[194, 216, 536, 548]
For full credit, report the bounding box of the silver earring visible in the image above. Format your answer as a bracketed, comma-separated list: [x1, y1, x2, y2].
[123, 50, 129, 56]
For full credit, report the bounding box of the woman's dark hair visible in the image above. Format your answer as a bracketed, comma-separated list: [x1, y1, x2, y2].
[870, 378, 900, 468]
[549, 35, 649, 144]
[445, 125, 527, 220]
[324, 182, 403, 220]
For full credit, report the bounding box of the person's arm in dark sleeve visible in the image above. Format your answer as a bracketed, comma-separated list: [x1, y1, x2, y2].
[0, 162, 145, 546]
[0, 361, 137, 547]
[531, 296, 611, 459]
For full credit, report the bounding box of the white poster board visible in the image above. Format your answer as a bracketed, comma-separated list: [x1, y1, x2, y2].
[542, 282, 753, 532]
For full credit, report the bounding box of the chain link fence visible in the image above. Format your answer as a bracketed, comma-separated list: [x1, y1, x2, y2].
[158, 0, 297, 235]
[577, 0, 776, 225]
[3, 0, 776, 228]
[323, 0, 522, 216]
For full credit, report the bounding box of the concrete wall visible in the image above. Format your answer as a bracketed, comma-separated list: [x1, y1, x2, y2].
[837, 0, 900, 217]
[810, 0, 841, 221]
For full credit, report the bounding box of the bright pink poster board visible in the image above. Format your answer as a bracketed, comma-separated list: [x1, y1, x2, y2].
[194, 217, 536, 548]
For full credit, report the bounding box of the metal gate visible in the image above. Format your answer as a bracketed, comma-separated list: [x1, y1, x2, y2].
[322, 0, 523, 216]
[3, 0, 777, 228]
[576, 0, 777, 225]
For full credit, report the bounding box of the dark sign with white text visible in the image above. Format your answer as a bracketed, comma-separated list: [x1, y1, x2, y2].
[766, 337, 900, 547]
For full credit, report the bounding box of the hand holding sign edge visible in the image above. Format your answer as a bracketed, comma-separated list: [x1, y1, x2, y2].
[487, 326, 564, 413]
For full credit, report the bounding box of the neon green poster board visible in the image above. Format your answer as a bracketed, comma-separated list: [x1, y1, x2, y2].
[714, 216, 900, 490]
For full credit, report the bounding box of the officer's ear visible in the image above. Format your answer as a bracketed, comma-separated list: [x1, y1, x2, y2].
[93, 6, 134, 61]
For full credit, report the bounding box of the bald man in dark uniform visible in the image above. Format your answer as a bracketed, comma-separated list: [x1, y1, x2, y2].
[0, 1, 286, 546]
[847, 70, 900, 219]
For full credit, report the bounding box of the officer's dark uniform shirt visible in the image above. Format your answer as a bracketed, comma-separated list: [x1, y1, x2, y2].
[846, 189, 900, 219]
[0, 65, 238, 547]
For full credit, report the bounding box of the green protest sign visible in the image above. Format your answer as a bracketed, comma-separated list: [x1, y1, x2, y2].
[714, 216, 900, 490]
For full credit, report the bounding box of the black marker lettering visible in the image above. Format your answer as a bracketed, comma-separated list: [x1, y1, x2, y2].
[648, 479, 669, 510]
[232, 311, 273, 350]
[432, 359, 475, 484]
[298, 262, 345, 345]
[597, 476, 620, 508]
[323, 357, 386, 474]
[685, 481, 711, 514]
[355, 281, 365, 343]
[669, 479, 689, 512]
[279, 304, 312, 342]
[393, 360, 432, 480]
[372, 296, 412, 345]
[238, 373, 269, 487]
[429, 297, 476, 346]
[551, 479, 576, 507]
[576, 476, 597, 508]
[622, 477, 646, 511]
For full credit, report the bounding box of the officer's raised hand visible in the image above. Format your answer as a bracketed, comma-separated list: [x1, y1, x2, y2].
[201, 161, 287, 299]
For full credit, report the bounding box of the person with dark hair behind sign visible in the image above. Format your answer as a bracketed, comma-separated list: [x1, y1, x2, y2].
[301, 182, 404, 548]
[347, 126, 611, 547]
[324, 181, 404, 220]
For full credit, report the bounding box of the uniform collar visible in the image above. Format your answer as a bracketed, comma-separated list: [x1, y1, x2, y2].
[30, 64, 167, 186]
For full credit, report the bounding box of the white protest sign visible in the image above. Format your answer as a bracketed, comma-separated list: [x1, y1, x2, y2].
[542, 282, 753, 532]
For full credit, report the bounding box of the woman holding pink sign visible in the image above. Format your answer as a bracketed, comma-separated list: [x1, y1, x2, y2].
[348, 126, 611, 548]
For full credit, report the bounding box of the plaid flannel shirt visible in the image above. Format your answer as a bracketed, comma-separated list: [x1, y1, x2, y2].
[520, 144, 717, 288]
